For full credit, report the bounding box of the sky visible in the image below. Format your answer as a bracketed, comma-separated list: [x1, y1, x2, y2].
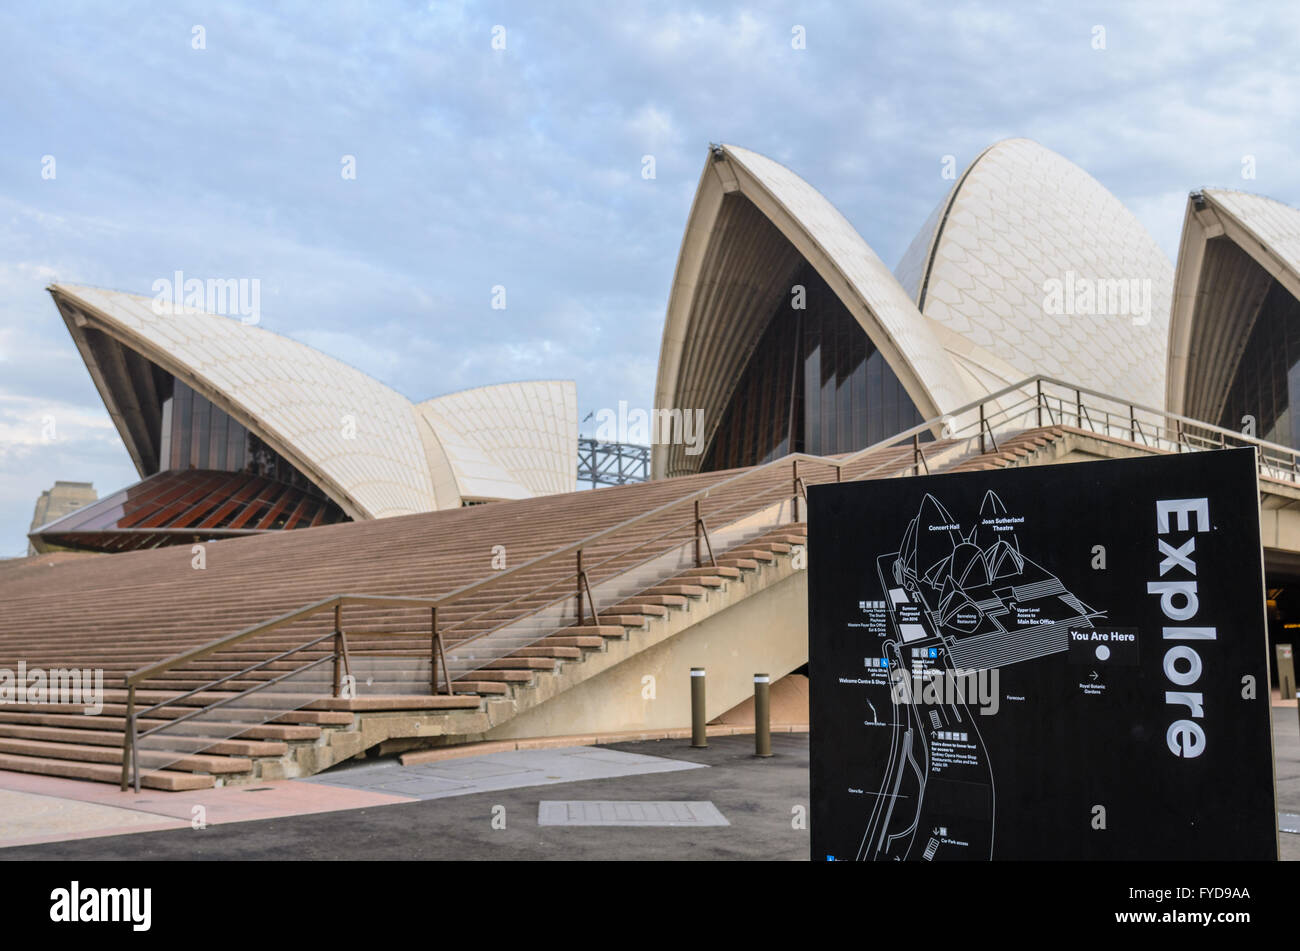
[0, 0, 1297, 555]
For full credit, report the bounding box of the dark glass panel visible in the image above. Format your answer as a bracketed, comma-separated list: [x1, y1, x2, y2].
[192, 390, 209, 469]
[803, 322, 820, 456]
[866, 351, 882, 445]
[174, 382, 192, 470]
[851, 328, 867, 449]
[836, 307, 851, 452]
[1220, 281, 1300, 447]
[700, 260, 926, 471]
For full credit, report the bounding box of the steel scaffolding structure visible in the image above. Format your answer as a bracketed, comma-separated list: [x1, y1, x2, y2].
[577, 438, 651, 487]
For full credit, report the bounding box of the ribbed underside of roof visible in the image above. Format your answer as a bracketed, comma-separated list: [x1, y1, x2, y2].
[1168, 188, 1300, 421]
[663, 194, 804, 477]
[1207, 189, 1300, 274]
[1180, 238, 1275, 425]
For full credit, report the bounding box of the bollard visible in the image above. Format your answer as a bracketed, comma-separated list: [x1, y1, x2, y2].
[1277, 644, 1295, 701]
[690, 667, 707, 748]
[754, 673, 772, 758]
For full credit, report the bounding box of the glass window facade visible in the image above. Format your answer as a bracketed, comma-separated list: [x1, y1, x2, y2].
[1219, 281, 1300, 447]
[158, 377, 331, 496]
[702, 263, 924, 471]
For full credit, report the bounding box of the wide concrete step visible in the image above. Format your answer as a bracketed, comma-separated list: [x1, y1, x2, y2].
[678, 565, 741, 579]
[0, 700, 354, 727]
[589, 614, 652, 627]
[611, 603, 669, 616]
[136, 718, 321, 741]
[644, 584, 707, 597]
[447, 657, 557, 671]
[506, 647, 581, 659]
[0, 722, 288, 756]
[674, 575, 724, 588]
[724, 549, 775, 562]
[311, 695, 482, 711]
[540, 636, 605, 648]
[0, 737, 252, 774]
[0, 752, 214, 791]
[621, 594, 687, 606]
[716, 558, 760, 570]
[449, 681, 510, 694]
[454, 670, 534, 683]
[558, 625, 627, 638]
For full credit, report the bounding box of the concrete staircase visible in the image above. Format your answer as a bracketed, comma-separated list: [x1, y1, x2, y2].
[0, 525, 806, 789]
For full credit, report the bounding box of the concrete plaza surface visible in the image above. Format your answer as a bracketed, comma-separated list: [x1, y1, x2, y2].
[0, 705, 1298, 860]
[0, 734, 811, 861]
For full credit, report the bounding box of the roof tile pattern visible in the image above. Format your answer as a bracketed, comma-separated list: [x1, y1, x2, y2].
[913, 139, 1174, 409]
[418, 381, 578, 501]
[1205, 188, 1300, 277]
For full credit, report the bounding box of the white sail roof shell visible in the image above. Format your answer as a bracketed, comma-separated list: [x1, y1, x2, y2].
[50, 284, 576, 517]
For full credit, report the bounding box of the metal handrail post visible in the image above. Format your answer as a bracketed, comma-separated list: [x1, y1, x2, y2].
[338, 630, 353, 696]
[576, 549, 585, 625]
[696, 513, 717, 567]
[437, 631, 452, 695]
[430, 605, 439, 695]
[792, 459, 800, 522]
[119, 684, 135, 791]
[694, 499, 702, 568]
[132, 713, 140, 793]
[332, 602, 343, 698]
[581, 570, 601, 626]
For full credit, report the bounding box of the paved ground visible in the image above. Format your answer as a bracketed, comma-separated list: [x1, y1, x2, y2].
[1273, 705, 1300, 861]
[0, 789, 183, 843]
[299, 744, 705, 799]
[1, 704, 1298, 860]
[0, 734, 811, 860]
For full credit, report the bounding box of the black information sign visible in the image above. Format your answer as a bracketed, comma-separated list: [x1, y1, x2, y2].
[808, 448, 1277, 860]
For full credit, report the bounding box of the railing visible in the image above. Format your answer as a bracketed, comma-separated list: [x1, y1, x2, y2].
[1006, 376, 1300, 481]
[119, 374, 1300, 789]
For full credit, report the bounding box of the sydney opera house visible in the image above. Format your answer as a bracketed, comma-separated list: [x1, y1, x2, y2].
[30, 284, 578, 552]
[5, 136, 1300, 791]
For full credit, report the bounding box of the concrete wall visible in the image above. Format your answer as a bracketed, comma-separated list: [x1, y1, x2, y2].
[486, 569, 808, 739]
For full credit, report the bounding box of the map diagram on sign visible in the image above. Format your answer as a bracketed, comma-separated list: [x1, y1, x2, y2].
[813, 449, 1276, 862]
[859, 489, 1108, 861]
